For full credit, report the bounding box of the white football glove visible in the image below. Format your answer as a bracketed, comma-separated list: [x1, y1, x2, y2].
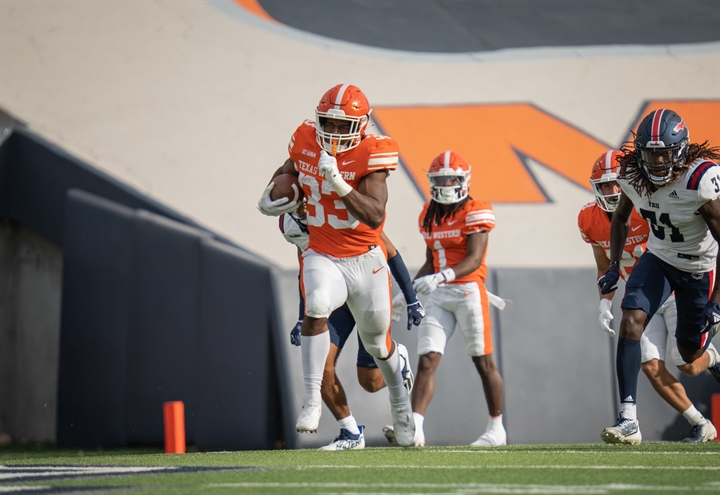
[257, 182, 298, 216]
[318, 150, 352, 197]
[391, 293, 406, 321]
[413, 268, 455, 296]
[486, 291, 508, 311]
[598, 298, 615, 336]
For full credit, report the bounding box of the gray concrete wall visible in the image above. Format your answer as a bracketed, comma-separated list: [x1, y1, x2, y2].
[0, 219, 62, 444]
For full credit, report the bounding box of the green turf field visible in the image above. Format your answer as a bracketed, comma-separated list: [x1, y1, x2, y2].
[2, 443, 719, 494]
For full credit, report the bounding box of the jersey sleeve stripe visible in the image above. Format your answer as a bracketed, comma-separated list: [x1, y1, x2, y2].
[369, 152, 399, 157]
[368, 157, 399, 166]
[467, 213, 495, 222]
[467, 220, 494, 227]
[279, 214, 286, 234]
[467, 209, 494, 216]
[687, 161, 716, 190]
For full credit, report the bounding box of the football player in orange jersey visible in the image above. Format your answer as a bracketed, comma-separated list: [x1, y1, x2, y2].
[257, 84, 416, 446]
[581, 150, 718, 444]
[280, 202, 423, 450]
[409, 151, 506, 447]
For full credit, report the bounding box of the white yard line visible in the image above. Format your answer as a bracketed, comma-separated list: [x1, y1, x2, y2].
[207, 481, 720, 494]
[289, 464, 720, 471]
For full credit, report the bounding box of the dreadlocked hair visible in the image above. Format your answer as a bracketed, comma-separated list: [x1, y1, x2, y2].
[618, 134, 720, 198]
[422, 197, 471, 234]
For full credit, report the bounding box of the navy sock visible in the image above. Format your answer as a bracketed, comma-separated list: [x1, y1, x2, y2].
[617, 338, 641, 406]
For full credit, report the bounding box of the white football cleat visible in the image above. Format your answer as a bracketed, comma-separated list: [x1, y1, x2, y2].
[295, 403, 322, 433]
[396, 343, 415, 394]
[318, 426, 365, 450]
[471, 428, 507, 447]
[682, 421, 717, 443]
[389, 395, 415, 447]
[601, 416, 642, 445]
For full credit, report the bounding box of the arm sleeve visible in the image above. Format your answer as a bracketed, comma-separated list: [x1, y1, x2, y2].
[297, 275, 305, 320]
[387, 251, 418, 304]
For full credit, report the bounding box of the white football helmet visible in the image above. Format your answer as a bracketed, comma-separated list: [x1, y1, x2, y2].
[427, 151, 471, 204]
[590, 150, 622, 212]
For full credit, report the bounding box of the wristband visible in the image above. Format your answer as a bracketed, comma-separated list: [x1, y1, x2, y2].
[608, 261, 620, 270]
[439, 268, 456, 283]
[330, 176, 353, 197]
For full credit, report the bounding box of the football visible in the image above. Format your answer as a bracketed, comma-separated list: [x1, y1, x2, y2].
[270, 174, 304, 204]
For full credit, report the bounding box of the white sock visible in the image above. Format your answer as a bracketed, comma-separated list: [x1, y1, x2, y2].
[706, 344, 719, 367]
[301, 332, 330, 406]
[620, 403, 637, 421]
[682, 405, 705, 426]
[338, 414, 360, 435]
[487, 414, 504, 433]
[374, 341, 404, 399]
[413, 412, 425, 438]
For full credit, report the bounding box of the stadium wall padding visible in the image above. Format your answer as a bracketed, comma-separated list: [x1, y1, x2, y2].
[0, 129, 291, 449]
[56, 190, 289, 449]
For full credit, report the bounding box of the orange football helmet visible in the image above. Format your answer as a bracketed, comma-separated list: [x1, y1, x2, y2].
[315, 84, 371, 154]
[427, 151, 471, 204]
[590, 150, 622, 212]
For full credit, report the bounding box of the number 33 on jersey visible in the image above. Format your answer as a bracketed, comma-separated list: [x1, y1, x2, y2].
[288, 121, 398, 258]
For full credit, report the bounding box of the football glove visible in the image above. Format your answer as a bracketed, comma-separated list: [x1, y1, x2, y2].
[257, 182, 298, 216]
[598, 268, 620, 295]
[413, 268, 455, 295]
[598, 299, 615, 337]
[318, 150, 352, 197]
[701, 301, 720, 337]
[406, 300, 425, 330]
[486, 291, 508, 310]
[290, 320, 302, 346]
[391, 293, 406, 322]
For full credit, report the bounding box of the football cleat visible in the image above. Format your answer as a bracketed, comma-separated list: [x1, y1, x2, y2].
[470, 428, 507, 447]
[382, 425, 397, 445]
[601, 417, 642, 445]
[318, 426, 365, 451]
[682, 421, 717, 443]
[396, 343, 415, 394]
[295, 403, 322, 433]
[709, 363, 720, 387]
[389, 395, 415, 447]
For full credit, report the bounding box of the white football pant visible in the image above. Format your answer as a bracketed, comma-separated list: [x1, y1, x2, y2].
[302, 246, 392, 358]
[417, 281, 493, 357]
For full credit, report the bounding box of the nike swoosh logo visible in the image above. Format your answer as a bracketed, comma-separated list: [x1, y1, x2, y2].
[372, 266, 384, 274]
[463, 292, 471, 297]
[342, 160, 355, 165]
[447, 220, 458, 226]
[632, 225, 642, 231]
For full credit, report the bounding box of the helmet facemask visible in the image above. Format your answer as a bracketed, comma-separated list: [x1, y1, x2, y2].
[636, 139, 688, 186]
[590, 177, 620, 212]
[315, 110, 369, 154]
[428, 171, 470, 204]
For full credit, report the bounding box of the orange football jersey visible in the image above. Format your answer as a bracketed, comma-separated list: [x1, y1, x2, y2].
[288, 121, 398, 258]
[577, 201, 649, 281]
[418, 199, 495, 284]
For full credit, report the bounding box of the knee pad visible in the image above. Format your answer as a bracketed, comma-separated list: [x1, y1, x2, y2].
[305, 290, 334, 319]
[357, 328, 389, 359]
